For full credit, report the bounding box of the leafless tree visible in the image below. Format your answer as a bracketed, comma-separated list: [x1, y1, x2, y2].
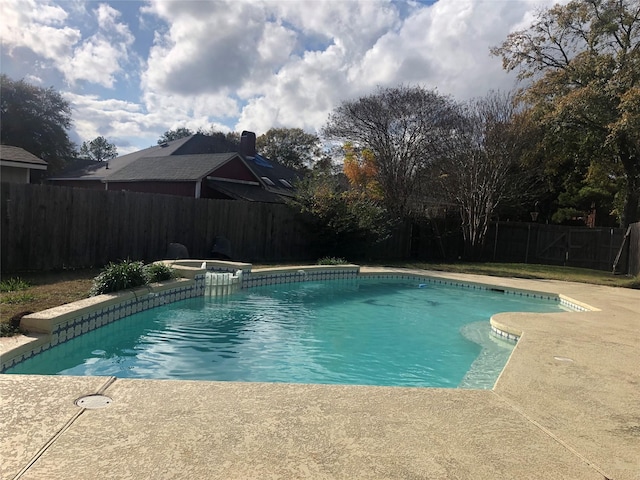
[322, 85, 460, 217]
[432, 91, 540, 259]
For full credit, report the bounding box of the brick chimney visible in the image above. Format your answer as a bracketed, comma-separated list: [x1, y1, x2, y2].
[239, 131, 256, 158]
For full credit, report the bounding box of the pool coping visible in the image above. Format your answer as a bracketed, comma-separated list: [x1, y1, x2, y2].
[1, 266, 638, 479]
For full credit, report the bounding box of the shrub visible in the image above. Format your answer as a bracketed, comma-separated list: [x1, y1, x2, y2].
[289, 173, 395, 259]
[144, 263, 176, 283]
[0, 277, 31, 292]
[317, 256, 349, 265]
[90, 260, 147, 296]
[0, 322, 21, 337]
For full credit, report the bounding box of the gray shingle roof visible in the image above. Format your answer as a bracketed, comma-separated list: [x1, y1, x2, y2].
[106, 153, 238, 182]
[0, 145, 48, 166]
[49, 135, 194, 180]
[244, 154, 299, 197]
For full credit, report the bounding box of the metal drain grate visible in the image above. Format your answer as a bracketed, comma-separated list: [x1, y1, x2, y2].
[75, 394, 113, 409]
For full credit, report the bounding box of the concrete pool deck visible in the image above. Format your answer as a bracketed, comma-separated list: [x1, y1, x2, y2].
[1, 268, 639, 479]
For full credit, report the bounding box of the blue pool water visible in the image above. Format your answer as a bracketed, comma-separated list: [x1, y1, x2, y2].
[6, 279, 566, 387]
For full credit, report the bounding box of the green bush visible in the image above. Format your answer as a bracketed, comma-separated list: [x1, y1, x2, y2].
[144, 263, 176, 283]
[90, 260, 148, 296]
[317, 256, 349, 265]
[0, 277, 31, 292]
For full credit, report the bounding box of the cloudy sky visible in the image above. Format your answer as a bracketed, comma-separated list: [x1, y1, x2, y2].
[1, 0, 556, 155]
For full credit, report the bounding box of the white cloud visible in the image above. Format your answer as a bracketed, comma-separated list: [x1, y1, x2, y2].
[61, 37, 123, 87]
[60, 4, 134, 87]
[232, 0, 562, 133]
[1, 0, 81, 60]
[1, 0, 134, 88]
[24, 74, 44, 85]
[66, 89, 236, 154]
[2, 0, 566, 154]
[142, 1, 278, 95]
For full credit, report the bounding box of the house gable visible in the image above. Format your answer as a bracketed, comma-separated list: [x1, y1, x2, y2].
[208, 155, 257, 183]
[0, 145, 48, 184]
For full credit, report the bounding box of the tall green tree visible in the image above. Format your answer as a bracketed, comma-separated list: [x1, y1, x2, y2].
[157, 127, 193, 144]
[322, 85, 460, 218]
[256, 128, 324, 170]
[0, 74, 76, 172]
[80, 136, 118, 162]
[492, 0, 640, 226]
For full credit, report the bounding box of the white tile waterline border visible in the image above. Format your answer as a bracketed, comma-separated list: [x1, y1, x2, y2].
[0, 262, 595, 373]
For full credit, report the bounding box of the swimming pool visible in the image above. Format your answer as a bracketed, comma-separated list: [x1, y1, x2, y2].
[5, 278, 568, 388]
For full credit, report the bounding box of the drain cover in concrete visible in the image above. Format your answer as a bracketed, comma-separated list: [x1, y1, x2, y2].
[75, 394, 113, 409]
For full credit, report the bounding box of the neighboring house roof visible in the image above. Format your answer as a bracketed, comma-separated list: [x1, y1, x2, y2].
[105, 153, 239, 182]
[206, 179, 288, 203]
[0, 145, 48, 170]
[47, 132, 301, 202]
[244, 154, 299, 198]
[49, 135, 194, 181]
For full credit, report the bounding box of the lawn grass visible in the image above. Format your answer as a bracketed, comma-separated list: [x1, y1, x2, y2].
[0, 269, 100, 334]
[382, 261, 640, 289]
[0, 262, 637, 336]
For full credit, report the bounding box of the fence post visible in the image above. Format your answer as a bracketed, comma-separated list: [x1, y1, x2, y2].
[525, 224, 531, 264]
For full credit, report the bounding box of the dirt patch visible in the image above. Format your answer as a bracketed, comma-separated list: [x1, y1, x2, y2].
[0, 269, 100, 327]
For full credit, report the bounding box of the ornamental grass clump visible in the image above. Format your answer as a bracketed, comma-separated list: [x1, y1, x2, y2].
[90, 260, 177, 296]
[90, 260, 148, 296]
[144, 262, 176, 283]
[0, 277, 31, 292]
[317, 256, 349, 265]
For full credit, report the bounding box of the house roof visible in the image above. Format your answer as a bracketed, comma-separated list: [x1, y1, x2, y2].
[0, 145, 48, 169]
[105, 153, 239, 182]
[49, 135, 194, 181]
[245, 154, 299, 197]
[47, 132, 302, 202]
[206, 179, 287, 203]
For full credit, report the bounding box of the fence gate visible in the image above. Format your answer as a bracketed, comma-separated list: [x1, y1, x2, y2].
[486, 222, 625, 271]
[534, 226, 622, 270]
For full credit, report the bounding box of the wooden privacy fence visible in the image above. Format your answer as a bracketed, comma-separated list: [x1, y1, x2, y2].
[4, 183, 634, 274]
[1, 183, 412, 273]
[484, 222, 628, 272]
[1, 183, 316, 272]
